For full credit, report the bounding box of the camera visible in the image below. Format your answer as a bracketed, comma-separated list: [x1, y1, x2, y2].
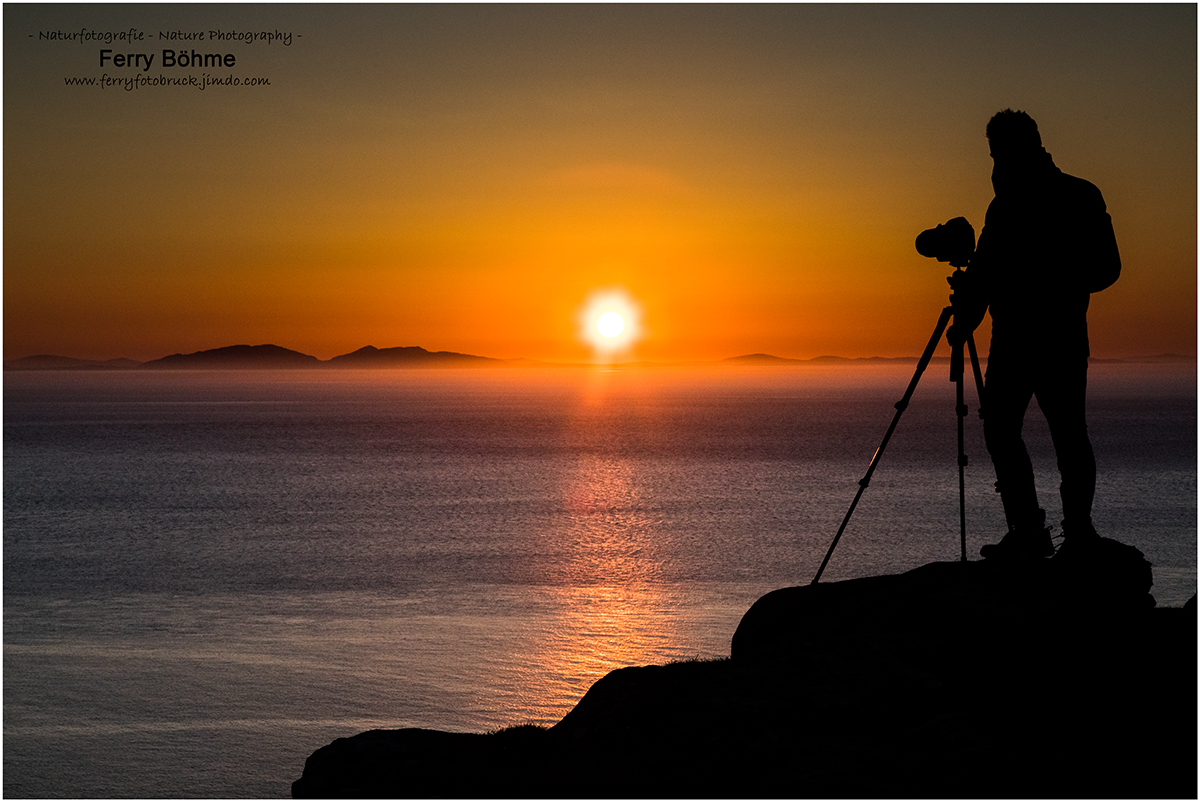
[916, 216, 975, 268]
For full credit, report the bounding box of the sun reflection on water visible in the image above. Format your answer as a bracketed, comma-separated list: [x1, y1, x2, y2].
[513, 449, 688, 724]
[562, 454, 663, 585]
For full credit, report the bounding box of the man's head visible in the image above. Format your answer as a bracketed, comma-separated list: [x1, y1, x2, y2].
[986, 109, 1046, 194]
[986, 109, 1042, 159]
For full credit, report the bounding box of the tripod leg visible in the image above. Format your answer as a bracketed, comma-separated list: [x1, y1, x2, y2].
[811, 306, 954, 584]
[966, 333, 1006, 530]
[955, 341, 968, 561]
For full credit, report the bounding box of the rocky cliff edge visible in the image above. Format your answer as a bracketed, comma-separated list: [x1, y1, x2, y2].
[293, 539, 1196, 798]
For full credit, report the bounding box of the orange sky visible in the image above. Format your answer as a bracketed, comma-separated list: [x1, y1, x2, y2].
[4, 4, 1196, 363]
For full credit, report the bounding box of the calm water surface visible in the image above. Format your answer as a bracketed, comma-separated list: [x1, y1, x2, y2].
[5, 365, 1195, 797]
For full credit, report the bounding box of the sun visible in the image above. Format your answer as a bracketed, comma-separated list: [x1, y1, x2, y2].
[596, 311, 625, 339]
[578, 288, 641, 359]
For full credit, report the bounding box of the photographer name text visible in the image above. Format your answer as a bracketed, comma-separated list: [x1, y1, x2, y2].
[101, 49, 237, 71]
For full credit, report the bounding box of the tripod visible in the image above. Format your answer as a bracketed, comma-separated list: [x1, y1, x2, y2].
[811, 269, 987, 584]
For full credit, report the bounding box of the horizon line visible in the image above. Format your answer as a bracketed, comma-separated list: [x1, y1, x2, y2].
[4, 342, 1196, 371]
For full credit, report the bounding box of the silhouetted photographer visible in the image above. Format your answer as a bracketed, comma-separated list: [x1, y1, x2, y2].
[938, 109, 1122, 560]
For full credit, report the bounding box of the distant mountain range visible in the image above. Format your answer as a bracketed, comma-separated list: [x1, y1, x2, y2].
[325, 345, 501, 368]
[141, 344, 322, 369]
[3, 345, 1195, 371]
[4, 344, 513, 371]
[724, 353, 928, 365]
[721, 352, 1197, 366]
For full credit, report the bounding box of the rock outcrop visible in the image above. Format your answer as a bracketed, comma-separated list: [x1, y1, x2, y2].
[293, 541, 1196, 798]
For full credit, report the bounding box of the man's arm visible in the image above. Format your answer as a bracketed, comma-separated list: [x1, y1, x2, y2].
[947, 265, 989, 345]
[1083, 207, 1121, 293]
[1070, 178, 1121, 293]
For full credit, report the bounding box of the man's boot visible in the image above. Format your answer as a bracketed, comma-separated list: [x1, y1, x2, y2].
[980, 509, 1054, 560]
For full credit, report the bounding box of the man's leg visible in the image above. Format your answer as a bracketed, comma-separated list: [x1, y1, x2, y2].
[1035, 357, 1097, 539]
[979, 354, 1053, 559]
[983, 356, 1043, 530]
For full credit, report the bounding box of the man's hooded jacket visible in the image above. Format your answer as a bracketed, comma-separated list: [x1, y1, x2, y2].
[956, 149, 1121, 359]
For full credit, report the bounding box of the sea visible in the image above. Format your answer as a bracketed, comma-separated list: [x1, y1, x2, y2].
[4, 363, 1195, 798]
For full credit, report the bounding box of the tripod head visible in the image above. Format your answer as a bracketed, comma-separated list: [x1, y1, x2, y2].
[946, 265, 969, 306]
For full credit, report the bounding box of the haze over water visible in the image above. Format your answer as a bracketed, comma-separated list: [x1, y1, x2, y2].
[4, 364, 1195, 797]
